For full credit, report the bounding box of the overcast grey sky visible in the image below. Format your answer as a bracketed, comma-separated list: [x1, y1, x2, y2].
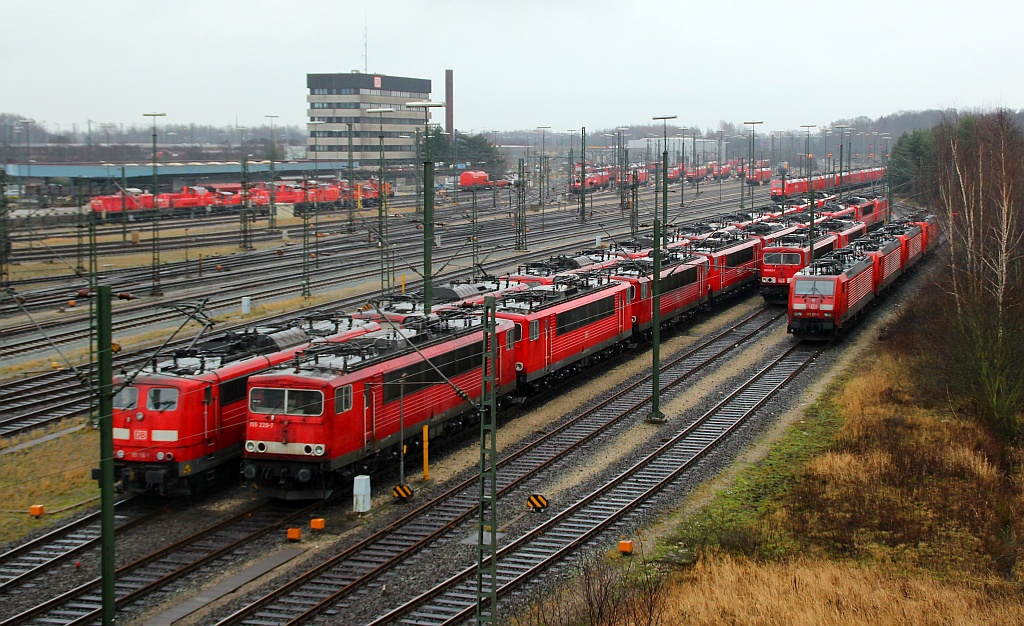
[4, 0, 1019, 135]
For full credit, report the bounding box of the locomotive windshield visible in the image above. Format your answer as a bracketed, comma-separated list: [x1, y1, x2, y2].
[250, 387, 323, 416]
[763, 253, 802, 265]
[113, 387, 138, 409]
[793, 279, 835, 296]
[146, 387, 179, 411]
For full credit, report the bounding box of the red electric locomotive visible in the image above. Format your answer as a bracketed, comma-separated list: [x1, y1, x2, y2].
[745, 166, 773, 185]
[787, 247, 876, 338]
[683, 231, 762, 299]
[241, 313, 517, 499]
[579, 250, 710, 334]
[759, 233, 840, 304]
[109, 317, 379, 494]
[849, 232, 904, 294]
[494, 276, 632, 389]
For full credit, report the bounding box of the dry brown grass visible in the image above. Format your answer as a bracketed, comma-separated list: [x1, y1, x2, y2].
[0, 420, 100, 543]
[666, 554, 1024, 626]
[513, 320, 1024, 626]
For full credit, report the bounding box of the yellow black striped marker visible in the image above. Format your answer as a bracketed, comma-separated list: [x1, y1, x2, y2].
[527, 494, 548, 510]
[393, 484, 413, 500]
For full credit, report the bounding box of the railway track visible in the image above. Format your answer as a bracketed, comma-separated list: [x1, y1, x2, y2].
[0, 221, 642, 437]
[210, 307, 783, 625]
[367, 340, 823, 625]
[0, 499, 325, 626]
[0, 186, 772, 439]
[0, 303, 792, 625]
[0, 498, 159, 596]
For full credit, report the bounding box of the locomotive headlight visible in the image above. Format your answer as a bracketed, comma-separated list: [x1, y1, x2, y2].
[245, 441, 256, 452]
[136, 412, 144, 420]
[166, 453, 173, 460]
[256, 442, 267, 453]
[314, 445, 325, 456]
[116, 449, 125, 459]
[304, 445, 314, 455]
[156, 452, 165, 461]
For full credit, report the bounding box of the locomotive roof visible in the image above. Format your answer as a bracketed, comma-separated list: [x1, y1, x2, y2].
[818, 218, 863, 232]
[140, 325, 308, 377]
[266, 311, 490, 379]
[689, 230, 752, 252]
[576, 249, 702, 280]
[880, 220, 923, 237]
[496, 275, 623, 313]
[849, 232, 899, 253]
[135, 316, 378, 378]
[797, 246, 870, 277]
[765, 232, 832, 249]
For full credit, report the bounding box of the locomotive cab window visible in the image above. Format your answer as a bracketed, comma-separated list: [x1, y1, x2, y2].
[146, 387, 179, 412]
[113, 387, 138, 410]
[763, 253, 802, 265]
[287, 390, 323, 416]
[249, 388, 323, 416]
[793, 279, 835, 296]
[628, 285, 636, 301]
[529, 319, 539, 341]
[249, 387, 285, 413]
[506, 329, 515, 351]
[335, 385, 353, 414]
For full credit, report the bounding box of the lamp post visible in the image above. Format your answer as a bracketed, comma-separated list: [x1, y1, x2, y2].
[367, 108, 395, 296]
[406, 100, 445, 314]
[834, 124, 851, 200]
[800, 124, 815, 177]
[822, 127, 832, 175]
[743, 121, 762, 214]
[143, 112, 165, 297]
[308, 120, 325, 267]
[652, 115, 676, 248]
[537, 126, 550, 230]
[566, 129, 578, 203]
[19, 119, 33, 204]
[265, 115, 278, 229]
[717, 130, 726, 200]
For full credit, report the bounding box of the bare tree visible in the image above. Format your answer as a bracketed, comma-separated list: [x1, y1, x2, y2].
[934, 111, 1024, 437]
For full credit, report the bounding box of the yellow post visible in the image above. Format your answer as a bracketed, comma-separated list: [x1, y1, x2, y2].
[422, 424, 429, 481]
[402, 274, 406, 293]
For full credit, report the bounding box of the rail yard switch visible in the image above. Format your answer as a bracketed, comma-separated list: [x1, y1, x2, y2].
[287, 528, 301, 542]
[619, 540, 634, 555]
[29, 505, 45, 517]
[310, 518, 325, 531]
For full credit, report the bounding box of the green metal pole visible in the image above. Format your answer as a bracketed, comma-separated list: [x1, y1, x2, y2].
[0, 171, 8, 289]
[423, 127, 434, 313]
[301, 176, 311, 298]
[149, 120, 161, 296]
[645, 219, 664, 424]
[662, 148, 669, 248]
[579, 127, 586, 222]
[346, 122, 354, 233]
[475, 295, 499, 624]
[120, 167, 127, 243]
[471, 188, 479, 281]
[267, 115, 278, 230]
[97, 284, 116, 625]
